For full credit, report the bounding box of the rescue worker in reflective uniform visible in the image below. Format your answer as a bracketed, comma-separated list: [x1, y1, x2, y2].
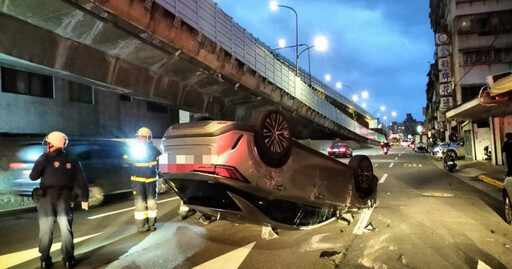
[130, 127, 161, 232]
[30, 131, 89, 268]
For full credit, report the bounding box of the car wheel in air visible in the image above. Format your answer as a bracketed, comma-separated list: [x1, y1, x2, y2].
[252, 110, 292, 168]
[88, 186, 104, 206]
[348, 155, 377, 199]
[504, 192, 512, 225]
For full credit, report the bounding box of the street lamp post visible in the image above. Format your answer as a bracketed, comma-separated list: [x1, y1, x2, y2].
[270, 1, 299, 76]
[275, 36, 327, 86]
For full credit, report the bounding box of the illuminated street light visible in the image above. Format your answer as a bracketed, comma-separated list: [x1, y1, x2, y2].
[362, 103, 367, 108]
[380, 106, 386, 111]
[278, 38, 286, 48]
[313, 35, 328, 52]
[336, 82, 342, 89]
[361, 90, 369, 99]
[325, 74, 331, 81]
[276, 36, 328, 86]
[270, 1, 299, 76]
[352, 94, 359, 102]
[391, 111, 397, 117]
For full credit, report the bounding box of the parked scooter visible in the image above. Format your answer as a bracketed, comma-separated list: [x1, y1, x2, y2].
[443, 150, 457, 172]
[484, 146, 492, 160]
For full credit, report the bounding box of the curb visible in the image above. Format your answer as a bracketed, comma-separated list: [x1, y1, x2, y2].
[477, 175, 504, 188]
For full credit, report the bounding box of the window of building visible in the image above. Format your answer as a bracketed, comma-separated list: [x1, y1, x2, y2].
[458, 10, 512, 35]
[462, 48, 511, 66]
[120, 94, 132, 102]
[461, 85, 484, 103]
[0, 67, 54, 98]
[69, 81, 94, 104]
[147, 101, 168, 113]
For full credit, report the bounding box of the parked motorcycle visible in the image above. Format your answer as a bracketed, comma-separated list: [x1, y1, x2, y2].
[383, 146, 389, 155]
[484, 146, 492, 160]
[443, 150, 457, 172]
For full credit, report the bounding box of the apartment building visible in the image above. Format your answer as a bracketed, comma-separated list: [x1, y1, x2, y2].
[426, 0, 512, 164]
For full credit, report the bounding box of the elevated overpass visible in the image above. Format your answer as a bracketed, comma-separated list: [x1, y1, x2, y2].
[0, 0, 386, 142]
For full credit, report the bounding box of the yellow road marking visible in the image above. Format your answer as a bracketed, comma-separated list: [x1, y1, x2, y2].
[477, 175, 504, 188]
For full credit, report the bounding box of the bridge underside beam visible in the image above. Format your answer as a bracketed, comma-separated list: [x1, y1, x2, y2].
[0, 0, 375, 143]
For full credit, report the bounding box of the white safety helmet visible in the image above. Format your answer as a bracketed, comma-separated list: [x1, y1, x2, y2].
[135, 127, 152, 142]
[45, 131, 68, 148]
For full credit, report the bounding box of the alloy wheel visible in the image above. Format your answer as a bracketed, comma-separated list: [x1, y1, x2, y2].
[262, 113, 289, 153]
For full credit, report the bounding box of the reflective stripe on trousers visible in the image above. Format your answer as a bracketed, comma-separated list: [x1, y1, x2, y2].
[134, 211, 147, 220]
[131, 176, 157, 183]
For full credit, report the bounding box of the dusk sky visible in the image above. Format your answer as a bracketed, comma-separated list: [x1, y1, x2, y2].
[214, 0, 434, 123]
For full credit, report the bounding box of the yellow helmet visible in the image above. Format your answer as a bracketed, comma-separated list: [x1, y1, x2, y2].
[135, 127, 152, 142]
[45, 131, 68, 148]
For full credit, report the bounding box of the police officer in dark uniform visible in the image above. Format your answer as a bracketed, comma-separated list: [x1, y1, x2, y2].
[130, 127, 161, 232]
[30, 131, 89, 268]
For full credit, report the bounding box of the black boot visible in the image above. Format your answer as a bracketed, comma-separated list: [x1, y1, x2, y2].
[136, 218, 149, 232]
[148, 217, 157, 232]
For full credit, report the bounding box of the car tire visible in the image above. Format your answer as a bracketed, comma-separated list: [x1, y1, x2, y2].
[348, 155, 377, 199]
[88, 186, 104, 206]
[252, 110, 292, 168]
[504, 191, 512, 225]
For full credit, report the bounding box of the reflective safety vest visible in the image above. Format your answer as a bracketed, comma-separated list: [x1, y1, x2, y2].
[130, 143, 161, 182]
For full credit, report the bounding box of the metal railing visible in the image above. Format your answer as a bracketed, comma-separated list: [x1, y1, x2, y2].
[155, 0, 381, 139]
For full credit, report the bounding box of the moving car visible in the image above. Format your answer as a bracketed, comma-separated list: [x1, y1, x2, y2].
[400, 139, 412, 147]
[414, 142, 428, 153]
[327, 142, 353, 158]
[159, 110, 378, 230]
[432, 140, 465, 159]
[8, 139, 142, 206]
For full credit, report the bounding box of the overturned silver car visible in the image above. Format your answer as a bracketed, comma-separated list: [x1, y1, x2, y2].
[159, 110, 378, 230]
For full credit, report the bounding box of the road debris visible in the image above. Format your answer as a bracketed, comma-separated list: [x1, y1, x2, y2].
[398, 253, 407, 266]
[319, 248, 348, 268]
[337, 213, 354, 226]
[261, 225, 279, 240]
[363, 222, 375, 233]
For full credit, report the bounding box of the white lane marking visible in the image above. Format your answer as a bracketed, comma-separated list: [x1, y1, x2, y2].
[193, 242, 256, 269]
[399, 154, 402, 156]
[88, 196, 180, 219]
[0, 233, 101, 268]
[389, 163, 394, 168]
[477, 260, 492, 269]
[379, 174, 388, 184]
[353, 207, 374, 235]
[395, 157, 398, 160]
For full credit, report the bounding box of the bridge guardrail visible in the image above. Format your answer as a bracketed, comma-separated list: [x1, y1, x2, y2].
[155, 0, 381, 140]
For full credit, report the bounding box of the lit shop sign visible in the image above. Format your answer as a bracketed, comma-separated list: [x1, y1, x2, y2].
[436, 33, 453, 111]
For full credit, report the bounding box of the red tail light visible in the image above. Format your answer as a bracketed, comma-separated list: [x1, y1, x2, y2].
[9, 162, 28, 169]
[193, 165, 249, 183]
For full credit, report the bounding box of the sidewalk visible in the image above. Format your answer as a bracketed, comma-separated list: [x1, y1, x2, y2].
[456, 159, 507, 188]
